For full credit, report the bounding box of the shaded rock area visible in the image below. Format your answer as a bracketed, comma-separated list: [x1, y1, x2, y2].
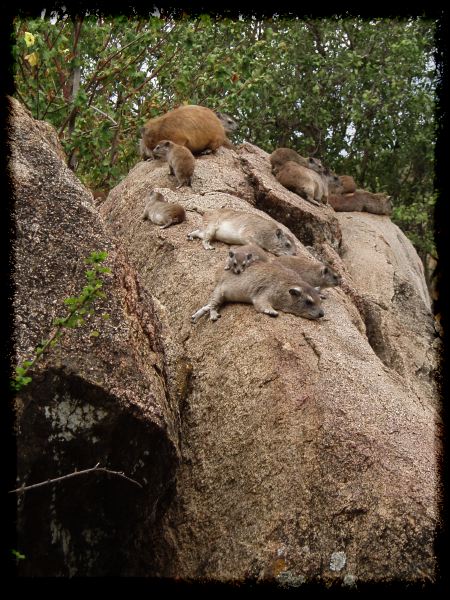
[12, 97, 442, 584]
[10, 97, 179, 576]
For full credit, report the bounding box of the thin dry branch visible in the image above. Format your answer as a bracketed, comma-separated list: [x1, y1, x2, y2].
[9, 462, 143, 494]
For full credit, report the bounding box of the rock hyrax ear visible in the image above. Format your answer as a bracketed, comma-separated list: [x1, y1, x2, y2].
[229, 250, 234, 257]
[289, 287, 303, 297]
[276, 228, 283, 238]
[246, 253, 252, 260]
[322, 266, 329, 275]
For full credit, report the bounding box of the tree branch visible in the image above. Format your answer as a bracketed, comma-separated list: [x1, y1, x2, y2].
[10, 463, 143, 494]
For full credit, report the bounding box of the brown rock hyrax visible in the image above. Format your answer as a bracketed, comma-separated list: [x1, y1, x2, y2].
[191, 262, 324, 322]
[187, 208, 297, 255]
[140, 104, 232, 159]
[225, 243, 268, 274]
[271, 255, 342, 290]
[142, 191, 186, 228]
[339, 175, 357, 193]
[152, 140, 195, 188]
[273, 161, 327, 205]
[328, 190, 392, 215]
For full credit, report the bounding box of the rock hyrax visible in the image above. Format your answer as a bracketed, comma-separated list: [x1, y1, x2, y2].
[140, 104, 232, 158]
[225, 243, 268, 274]
[153, 140, 195, 188]
[273, 161, 327, 205]
[142, 191, 186, 228]
[328, 190, 392, 215]
[191, 261, 324, 322]
[271, 254, 342, 290]
[187, 208, 297, 255]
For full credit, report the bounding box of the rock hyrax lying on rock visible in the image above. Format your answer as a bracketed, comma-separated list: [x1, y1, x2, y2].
[191, 261, 324, 322]
[152, 140, 195, 188]
[225, 243, 268, 274]
[273, 161, 327, 205]
[142, 191, 186, 228]
[140, 104, 233, 159]
[271, 254, 342, 291]
[328, 190, 392, 215]
[187, 208, 297, 255]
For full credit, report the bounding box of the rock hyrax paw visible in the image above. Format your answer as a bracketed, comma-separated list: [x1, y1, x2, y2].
[264, 309, 279, 317]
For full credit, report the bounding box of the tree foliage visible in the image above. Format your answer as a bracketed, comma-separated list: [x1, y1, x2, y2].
[13, 15, 437, 258]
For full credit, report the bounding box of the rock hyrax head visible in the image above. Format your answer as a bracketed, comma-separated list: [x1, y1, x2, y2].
[214, 111, 238, 132]
[153, 140, 172, 156]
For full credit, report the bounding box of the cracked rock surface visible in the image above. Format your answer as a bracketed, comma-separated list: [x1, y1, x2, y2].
[11, 97, 442, 583]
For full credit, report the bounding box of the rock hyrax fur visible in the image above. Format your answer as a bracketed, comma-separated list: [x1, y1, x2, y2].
[270, 147, 308, 171]
[140, 104, 232, 159]
[328, 190, 392, 215]
[225, 243, 268, 274]
[273, 161, 327, 205]
[152, 140, 195, 188]
[142, 191, 186, 228]
[191, 261, 324, 322]
[187, 208, 297, 255]
[271, 255, 342, 289]
[339, 175, 357, 193]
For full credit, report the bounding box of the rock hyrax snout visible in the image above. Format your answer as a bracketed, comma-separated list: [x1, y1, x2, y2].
[140, 104, 232, 159]
[187, 208, 297, 256]
[152, 140, 195, 188]
[225, 243, 268, 274]
[142, 191, 186, 228]
[191, 261, 325, 323]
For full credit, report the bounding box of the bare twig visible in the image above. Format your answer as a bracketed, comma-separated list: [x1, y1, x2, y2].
[90, 105, 118, 126]
[9, 462, 143, 494]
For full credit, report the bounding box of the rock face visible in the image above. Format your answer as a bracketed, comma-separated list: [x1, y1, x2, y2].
[10, 97, 180, 576]
[12, 98, 442, 584]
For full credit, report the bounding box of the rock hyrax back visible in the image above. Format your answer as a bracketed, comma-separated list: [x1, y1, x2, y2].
[191, 261, 324, 322]
[153, 140, 195, 188]
[140, 104, 231, 158]
[339, 175, 357, 194]
[272, 254, 342, 289]
[187, 208, 297, 255]
[270, 147, 308, 171]
[225, 243, 269, 274]
[142, 190, 186, 228]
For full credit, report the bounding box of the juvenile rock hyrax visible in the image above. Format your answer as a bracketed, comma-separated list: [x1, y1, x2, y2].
[271, 255, 342, 290]
[152, 140, 195, 188]
[187, 208, 297, 255]
[339, 175, 357, 194]
[225, 243, 268, 274]
[273, 161, 327, 205]
[140, 104, 232, 159]
[142, 191, 186, 228]
[328, 190, 392, 215]
[191, 261, 324, 322]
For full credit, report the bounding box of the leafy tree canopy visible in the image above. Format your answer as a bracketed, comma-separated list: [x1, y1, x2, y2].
[13, 15, 437, 259]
